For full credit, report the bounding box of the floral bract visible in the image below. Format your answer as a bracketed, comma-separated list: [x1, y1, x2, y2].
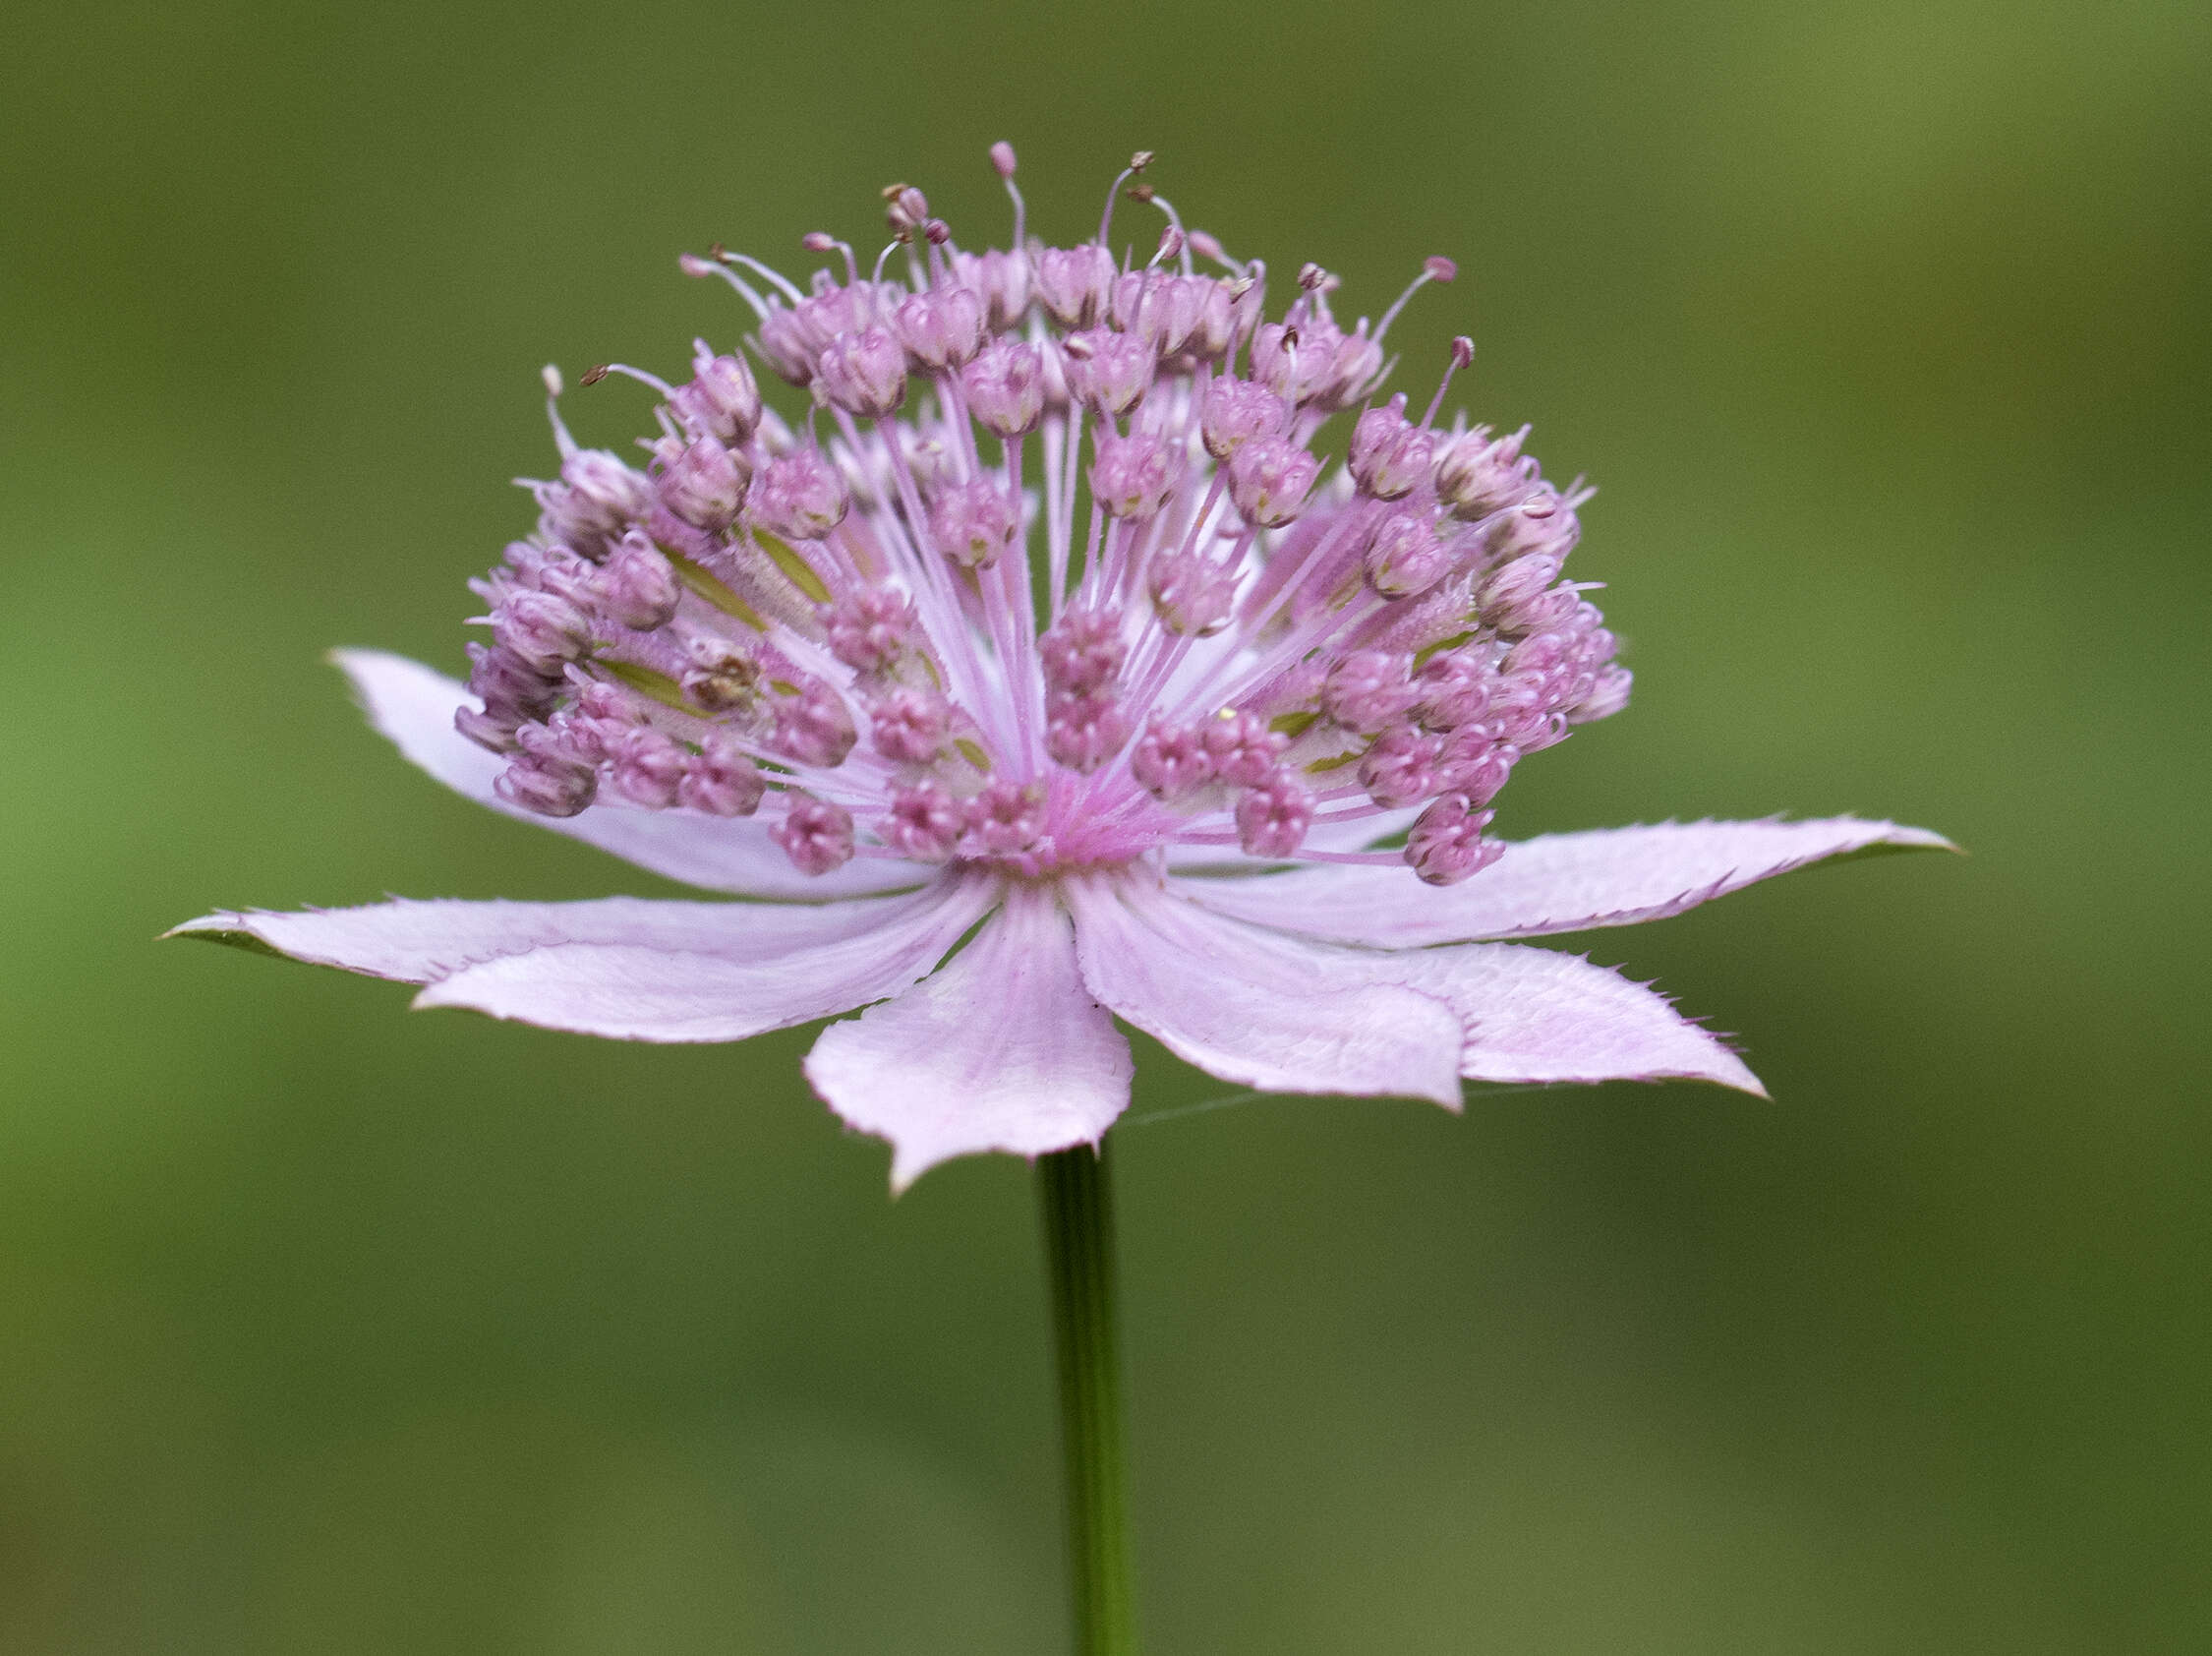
[174, 148, 1947, 1189]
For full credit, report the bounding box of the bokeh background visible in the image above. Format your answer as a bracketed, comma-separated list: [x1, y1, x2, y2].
[5, 0, 2208, 1649]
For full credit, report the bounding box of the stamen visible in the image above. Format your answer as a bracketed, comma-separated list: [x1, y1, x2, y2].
[679, 253, 773, 321]
[591, 362, 677, 399]
[718, 248, 807, 305]
[1098, 149, 1153, 248]
[802, 231, 863, 290]
[1187, 228, 1248, 278]
[1373, 255, 1457, 345]
[1420, 335, 1475, 431]
[989, 143, 1027, 248]
[1137, 192, 1194, 275]
[541, 365, 577, 458]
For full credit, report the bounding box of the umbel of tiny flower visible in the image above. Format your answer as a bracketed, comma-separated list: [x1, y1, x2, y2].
[172, 146, 1950, 1191]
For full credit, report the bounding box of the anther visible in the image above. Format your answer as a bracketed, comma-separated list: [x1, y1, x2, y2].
[1100, 152, 1156, 246]
[579, 364, 610, 386]
[883, 184, 930, 241]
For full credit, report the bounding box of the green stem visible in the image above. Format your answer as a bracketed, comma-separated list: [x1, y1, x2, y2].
[1037, 1142, 1137, 1656]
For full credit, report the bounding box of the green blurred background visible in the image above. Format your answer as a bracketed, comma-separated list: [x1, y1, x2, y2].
[5, 0, 2207, 1649]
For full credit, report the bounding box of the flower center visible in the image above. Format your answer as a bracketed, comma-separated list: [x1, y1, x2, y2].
[455, 148, 1631, 887]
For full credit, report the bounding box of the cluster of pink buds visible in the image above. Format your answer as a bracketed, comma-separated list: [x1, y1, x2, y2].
[454, 147, 1629, 885]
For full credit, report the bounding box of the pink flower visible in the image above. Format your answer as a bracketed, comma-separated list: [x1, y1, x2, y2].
[172, 150, 1948, 1191]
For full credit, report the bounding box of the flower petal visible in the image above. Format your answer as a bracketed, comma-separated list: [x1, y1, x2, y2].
[405, 872, 998, 1040]
[1064, 874, 1465, 1106]
[1175, 817, 1954, 946]
[166, 883, 960, 984]
[176, 872, 1000, 1042]
[1387, 944, 1767, 1094]
[334, 649, 927, 900]
[804, 886, 1133, 1191]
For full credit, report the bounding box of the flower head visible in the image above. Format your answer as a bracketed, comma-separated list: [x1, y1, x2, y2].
[173, 148, 1949, 1190]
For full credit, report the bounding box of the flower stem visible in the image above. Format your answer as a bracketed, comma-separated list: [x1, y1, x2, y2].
[1037, 1142, 1137, 1656]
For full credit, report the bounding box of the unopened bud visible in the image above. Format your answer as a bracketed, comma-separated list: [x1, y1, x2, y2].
[815, 325, 908, 419]
[679, 734, 766, 816]
[750, 449, 850, 540]
[593, 534, 682, 630]
[1235, 769, 1313, 858]
[653, 435, 751, 531]
[1404, 796, 1501, 886]
[1226, 436, 1319, 528]
[961, 339, 1046, 437]
[968, 779, 1047, 853]
[896, 286, 986, 371]
[1200, 375, 1284, 459]
[884, 781, 965, 861]
[774, 795, 856, 875]
[1131, 718, 1214, 801]
[1362, 509, 1450, 600]
[1090, 431, 1177, 520]
[1348, 394, 1438, 501]
[927, 479, 1021, 569]
[1062, 327, 1154, 417]
[671, 342, 762, 445]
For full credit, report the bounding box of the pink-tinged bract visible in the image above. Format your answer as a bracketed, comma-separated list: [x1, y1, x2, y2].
[172, 151, 1950, 1189]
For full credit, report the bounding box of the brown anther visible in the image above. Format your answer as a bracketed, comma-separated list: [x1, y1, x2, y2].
[1129, 149, 1154, 171]
[579, 365, 611, 386]
[883, 184, 931, 241]
[1127, 181, 1156, 205]
[710, 242, 729, 261]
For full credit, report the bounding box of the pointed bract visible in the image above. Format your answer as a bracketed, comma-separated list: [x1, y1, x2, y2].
[806, 887, 1133, 1191]
[1065, 876, 1465, 1107]
[1175, 817, 1955, 946]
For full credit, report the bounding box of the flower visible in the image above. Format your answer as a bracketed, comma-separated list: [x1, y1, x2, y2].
[172, 148, 1949, 1191]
